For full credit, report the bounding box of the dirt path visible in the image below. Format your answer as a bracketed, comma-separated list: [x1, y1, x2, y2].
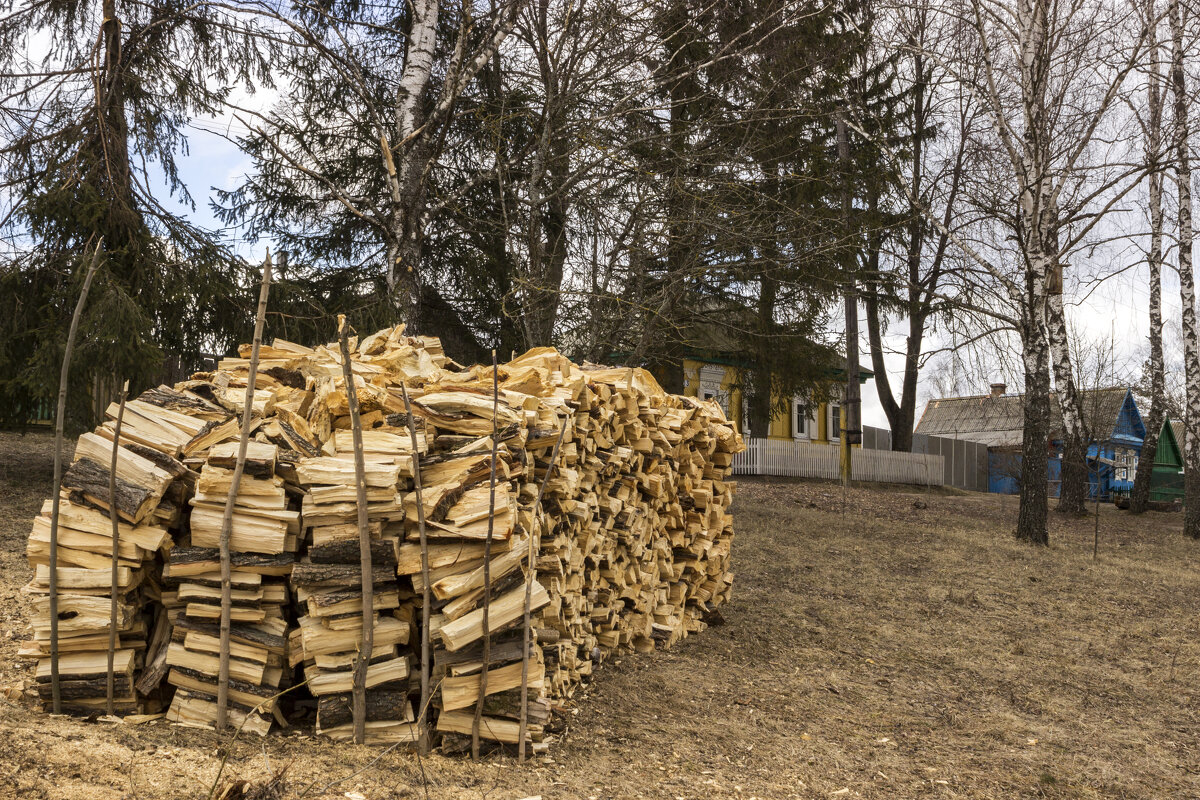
[2, 431, 1199, 799]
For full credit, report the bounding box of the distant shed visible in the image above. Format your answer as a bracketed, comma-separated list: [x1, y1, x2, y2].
[1149, 419, 1185, 504]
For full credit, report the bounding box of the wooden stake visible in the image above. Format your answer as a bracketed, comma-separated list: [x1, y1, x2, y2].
[217, 251, 273, 731]
[472, 350, 499, 759]
[518, 416, 568, 762]
[105, 380, 129, 716]
[337, 314, 373, 746]
[49, 239, 103, 714]
[399, 380, 432, 753]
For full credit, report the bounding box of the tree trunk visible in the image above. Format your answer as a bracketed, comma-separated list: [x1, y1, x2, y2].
[1131, 17, 1166, 514]
[747, 274, 779, 437]
[1017, 325, 1051, 545]
[1169, 0, 1200, 538]
[1044, 291, 1088, 513]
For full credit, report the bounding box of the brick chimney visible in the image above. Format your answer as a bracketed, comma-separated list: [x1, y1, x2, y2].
[990, 382, 1006, 397]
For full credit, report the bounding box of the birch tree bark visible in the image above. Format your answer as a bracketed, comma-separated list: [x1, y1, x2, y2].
[1130, 7, 1166, 514]
[1167, 0, 1200, 538]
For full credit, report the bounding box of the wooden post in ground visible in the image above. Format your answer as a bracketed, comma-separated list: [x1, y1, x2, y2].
[518, 417, 568, 762]
[399, 381, 431, 752]
[105, 381, 128, 716]
[217, 252, 273, 731]
[472, 350, 499, 759]
[48, 239, 103, 714]
[337, 314, 374, 746]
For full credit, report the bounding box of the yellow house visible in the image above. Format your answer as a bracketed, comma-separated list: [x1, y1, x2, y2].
[680, 356, 874, 444]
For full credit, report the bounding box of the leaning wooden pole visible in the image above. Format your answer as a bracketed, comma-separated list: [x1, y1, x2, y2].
[105, 381, 129, 716]
[399, 380, 431, 752]
[216, 251, 273, 731]
[337, 315, 374, 745]
[518, 417, 568, 761]
[48, 239, 103, 714]
[472, 351, 500, 759]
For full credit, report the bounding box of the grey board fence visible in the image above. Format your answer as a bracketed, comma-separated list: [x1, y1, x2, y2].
[862, 425, 990, 492]
[731, 437, 944, 486]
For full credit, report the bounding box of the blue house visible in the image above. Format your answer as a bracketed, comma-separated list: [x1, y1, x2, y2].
[915, 385, 1145, 499]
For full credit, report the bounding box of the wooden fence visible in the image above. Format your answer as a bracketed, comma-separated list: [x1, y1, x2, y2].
[732, 437, 945, 486]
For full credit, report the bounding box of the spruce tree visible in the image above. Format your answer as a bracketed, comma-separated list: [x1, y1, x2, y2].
[0, 0, 271, 427]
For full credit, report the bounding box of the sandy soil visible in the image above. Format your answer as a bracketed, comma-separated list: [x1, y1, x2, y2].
[2, 430, 1199, 799]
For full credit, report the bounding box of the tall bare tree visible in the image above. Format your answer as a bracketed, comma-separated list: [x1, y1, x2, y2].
[1167, 0, 1200, 537]
[1129, 0, 1167, 514]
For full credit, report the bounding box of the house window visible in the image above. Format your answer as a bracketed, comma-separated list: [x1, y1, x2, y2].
[829, 403, 842, 442]
[697, 364, 730, 421]
[793, 399, 810, 440]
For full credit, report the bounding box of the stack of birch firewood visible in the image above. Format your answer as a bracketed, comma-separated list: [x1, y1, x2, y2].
[21, 389, 210, 714]
[161, 441, 298, 734]
[24, 324, 741, 753]
[288, 445, 419, 744]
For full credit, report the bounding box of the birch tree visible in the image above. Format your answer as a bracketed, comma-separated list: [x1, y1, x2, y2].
[933, 0, 1148, 540]
[1167, 0, 1200, 537]
[220, 0, 524, 353]
[1129, 0, 1167, 515]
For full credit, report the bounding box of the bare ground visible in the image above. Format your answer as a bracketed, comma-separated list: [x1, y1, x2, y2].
[2, 429, 1200, 799]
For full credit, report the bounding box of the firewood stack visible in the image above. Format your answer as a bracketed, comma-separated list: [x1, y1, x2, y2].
[288, 446, 419, 744]
[161, 441, 298, 734]
[21, 388, 208, 713]
[24, 325, 741, 751]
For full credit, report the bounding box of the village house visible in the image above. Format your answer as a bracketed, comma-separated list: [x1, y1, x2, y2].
[680, 352, 874, 444]
[915, 385, 1146, 499]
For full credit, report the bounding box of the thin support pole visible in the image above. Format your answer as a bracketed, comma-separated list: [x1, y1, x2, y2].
[49, 239, 103, 714]
[338, 314, 374, 746]
[472, 351, 499, 759]
[217, 251, 273, 731]
[1094, 453, 1101, 559]
[518, 417, 568, 762]
[399, 381, 431, 753]
[106, 380, 128, 716]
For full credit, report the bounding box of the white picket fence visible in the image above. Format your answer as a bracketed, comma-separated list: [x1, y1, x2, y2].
[731, 437, 945, 486]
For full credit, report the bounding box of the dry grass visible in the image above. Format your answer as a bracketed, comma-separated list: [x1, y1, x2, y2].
[2, 430, 1200, 798]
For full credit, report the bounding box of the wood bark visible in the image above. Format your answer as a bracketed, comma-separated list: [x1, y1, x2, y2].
[216, 253, 272, 730]
[49, 240, 103, 713]
[1045, 289, 1089, 514]
[1017, 307, 1052, 545]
